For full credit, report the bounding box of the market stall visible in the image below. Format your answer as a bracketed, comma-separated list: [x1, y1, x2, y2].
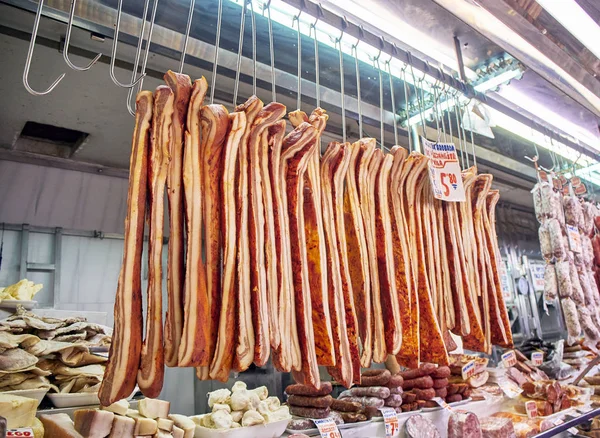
[0, 0, 599, 436]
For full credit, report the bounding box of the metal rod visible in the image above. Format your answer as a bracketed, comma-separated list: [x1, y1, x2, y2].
[63, 0, 102, 71]
[233, 0, 248, 106]
[453, 93, 465, 168]
[210, 0, 223, 104]
[134, 0, 160, 96]
[401, 66, 412, 151]
[309, 13, 321, 108]
[250, 0, 257, 96]
[465, 100, 477, 168]
[373, 53, 384, 150]
[109, 0, 146, 88]
[23, 0, 66, 95]
[386, 57, 398, 146]
[178, 0, 196, 73]
[352, 41, 362, 137]
[293, 12, 302, 110]
[336, 19, 347, 143]
[265, 1, 276, 102]
[453, 35, 466, 83]
[126, 0, 151, 116]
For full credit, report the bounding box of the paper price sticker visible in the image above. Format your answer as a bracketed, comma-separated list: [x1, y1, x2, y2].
[553, 419, 564, 426]
[379, 407, 399, 437]
[531, 351, 544, 366]
[432, 397, 453, 411]
[461, 360, 476, 380]
[422, 138, 466, 202]
[525, 400, 538, 418]
[568, 427, 580, 435]
[7, 429, 34, 437]
[313, 417, 341, 438]
[501, 350, 517, 368]
[567, 224, 581, 253]
[498, 379, 523, 398]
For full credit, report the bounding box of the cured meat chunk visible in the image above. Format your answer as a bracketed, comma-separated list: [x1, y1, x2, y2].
[321, 142, 358, 387]
[564, 196, 583, 228]
[547, 219, 565, 260]
[163, 71, 192, 368]
[343, 141, 373, 367]
[281, 122, 321, 388]
[556, 261, 572, 298]
[543, 264, 557, 302]
[570, 261, 586, 306]
[99, 91, 152, 406]
[247, 103, 287, 367]
[561, 298, 581, 344]
[374, 151, 402, 355]
[539, 223, 552, 261]
[209, 111, 247, 381]
[138, 86, 174, 397]
[233, 96, 264, 372]
[179, 102, 229, 367]
[479, 417, 515, 438]
[447, 410, 481, 438]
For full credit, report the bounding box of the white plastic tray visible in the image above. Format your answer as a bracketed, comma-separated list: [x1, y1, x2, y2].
[0, 300, 37, 310]
[47, 392, 100, 408]
[2, 388, 47, 404]
[195, 418, 290, 438]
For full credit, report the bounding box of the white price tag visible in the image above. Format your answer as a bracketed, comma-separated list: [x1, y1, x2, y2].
[525, 400, 538, 418]
[461, 360, 476, 380]
[567, 224, 581, 253]
[312, 417, 341, 438]
[432, 396, 453, 411]
[529, 262, 545, 292]
[568, 427, 580, 435]
[531, 351, 544, 366]
[379, 407, 400, 437]
[422, 138, 466, 202]
[498, 379, 523, 398]
[501, 350, 517, 368]
[6, 429, 35, 437]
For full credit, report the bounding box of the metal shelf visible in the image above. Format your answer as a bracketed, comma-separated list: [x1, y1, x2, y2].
[535, 408, 600, 438]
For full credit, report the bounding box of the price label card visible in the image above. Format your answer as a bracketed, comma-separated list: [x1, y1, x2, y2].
[461, 360, 476, 380]
[501, 350, 517, 368]
[313, 417, 341, 438]
[422, 138, 466, 202]
[567, 224, 581, 253]
[525, 400, 538, 418]
[568, 427, 580, 435]
[531, 351, 544, 366]
[7, 429, 34, 437]
[498, 379, 523, 398]
[432, 397, 453, 411]
[379, 407, 399, 437]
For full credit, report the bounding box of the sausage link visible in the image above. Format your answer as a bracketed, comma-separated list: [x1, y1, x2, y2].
[289, 406, 331, 419]
[384, 394, 403, 407]
[288, 394, 333, 408]
[360, 370, 391, 386]
[431, 366, 451, 379]
[340, 412, 367, 423]
[339, 386, 390, 399]
[402, 392, 417, 403]
[435, 387, 447, 398]
[402, 376, 434, 390]
[414, 388, 436, 400]
[286, 382, 332, 396]
[390, 386, 403, 395]
[330, 399, 362, 413]
[362, 369, 387, 377]
[445, 394, 462, 403]
[386, 374, 404, 388]
[432, 378, 448, 389]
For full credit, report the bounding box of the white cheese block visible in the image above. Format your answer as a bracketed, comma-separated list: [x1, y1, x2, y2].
[108, 415, 135, 438]
[73, 409, 114, 438]
[101, 399, 130, 416]
[133, 417, 158, 436]
[167, 415, 194, 438]
[153, 430, 173, 438]
[139, 398, 171, 419]
[157, 418, 174, 431]
[171, 426, 184, 438]
[0, 393, 38, 428]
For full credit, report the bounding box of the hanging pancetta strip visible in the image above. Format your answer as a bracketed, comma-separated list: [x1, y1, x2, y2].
[436, 198, 455, 331]
[138, 86, 174, 397]
[233, 96, 264, 372]
[163, 71, 192, 369]
[196, 103, 230, 379]
[210, 111, 247, 381]
[374, 151, 402, 356]
[99, 91, 152, 406]
[248, 102, 286, 367]
[282, 122, 321, 388]
[179, 103, 229, 367]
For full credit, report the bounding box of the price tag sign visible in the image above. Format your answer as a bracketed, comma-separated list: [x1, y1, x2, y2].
[422, 138, 466, 202]
[432, 397, 453, 411]
[501, 350, 517, 368]
[531, 351, 544, 366]
[313, 417, 341, 438]
[461, 360, 476, 380]
[529, 262, 545, 292]
[525, 400, 538, 418]
[7, 429, 34, 437]
[568, 427, 580, 435]
[567, 224, 581, 253]
[498, 379, 523, 398]
[379, 407, 399, 437]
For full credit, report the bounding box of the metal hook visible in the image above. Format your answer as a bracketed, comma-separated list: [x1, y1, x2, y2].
[178, 0, 196, 73]
[249, 0, 257, 96]
[210, 0, 224, 104]
[409, 61, 427, 139]
[336, 16, 348, 142]
[23, 0, 66, 95]
[125, 0, 151, 116]
[401, 63, 412, 151]
[309, 5, 323, 108]
[63, 0, 102, 71]
[463, 98, 477, 168]
[233, 0, 249, 106]
[372, 37, 385, 150]
[385, 58, 398, 146]
[263, 0, 276, 102]
[133, 0, 159, 96]
[109, 0, 147, 88]
[292, 10, 303, 110]
[352, 26, 364, 137]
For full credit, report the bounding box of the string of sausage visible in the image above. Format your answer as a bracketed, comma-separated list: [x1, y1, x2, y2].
[99, 91, 152, 406]
[138, 85, 174, 397]
[163, 71, 192, 368]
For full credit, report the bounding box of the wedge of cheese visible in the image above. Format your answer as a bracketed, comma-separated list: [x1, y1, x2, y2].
[0, 393, 38, 428]
[168, 415, 194, 438]
[101, 399, 129, 416]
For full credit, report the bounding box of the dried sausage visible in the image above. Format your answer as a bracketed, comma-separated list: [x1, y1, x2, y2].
[360, 369, 391, 386]
[431, 366, 451, 379]
[287, 394, 333, 408]
[286, 382, 332, 396]
[403, 376, 434, 390]
[445, 394, 462, 403]
[403, 392, 417, 403]
[289, 406, 330, 419]
[414, 388, 436, 400]
[339, 386, 390, 398]
[386, 374, 404, 388]
[390, 386, 403, 395]
[432, 378, 448, 389]
[435, 388, 447, 398]
[384, 394, 403, 407]
[400, 363, 436, 380]
[330, 399, 362, 412]
[341, 412, 367, 423]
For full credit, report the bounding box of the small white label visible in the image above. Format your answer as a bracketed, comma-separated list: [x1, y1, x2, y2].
[422, 138, 466, 202]
[531, 351, 544, 366]
[568, 427, 579, 435]
[525, 400, 538, 418]
[6, 430, 35, 437]
[313, 417, 341, 438]
[567, 224, 581, 253]
[529, 262, 545, 292]
[461, 360, 476, 380]
[498, 379, 523, 398]
[432, 396, 452, 411]
[501, 350, 517, 368]
[379, 407, 400, 437]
